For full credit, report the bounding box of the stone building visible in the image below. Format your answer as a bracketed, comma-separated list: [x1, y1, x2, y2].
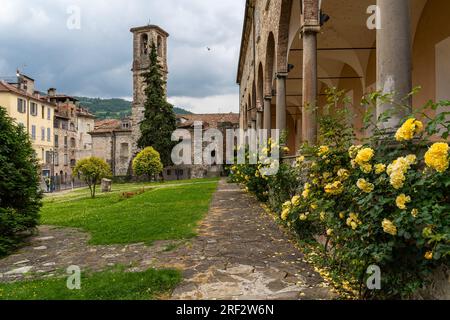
[130, 25, 169, 157]
[45, 90, 95, 184]
[0, 74, 56, 178]
[237, 0, 450, 154]
[163, 113, 240, 181]
[90, 118, 133, 177]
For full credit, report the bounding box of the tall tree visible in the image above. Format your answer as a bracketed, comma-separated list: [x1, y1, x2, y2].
[0, 107, 42, 256]
[138, 41, 177, 166]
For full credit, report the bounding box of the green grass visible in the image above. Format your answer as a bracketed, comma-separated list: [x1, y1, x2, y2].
[41, 178, 219, 245]
[0, 268, 181, 300]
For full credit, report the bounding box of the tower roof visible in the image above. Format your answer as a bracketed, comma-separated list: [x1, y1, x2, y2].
[130, 25, 169, 37]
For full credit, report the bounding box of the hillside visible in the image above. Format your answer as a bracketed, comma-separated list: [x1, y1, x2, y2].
[75, 97, 193, 119]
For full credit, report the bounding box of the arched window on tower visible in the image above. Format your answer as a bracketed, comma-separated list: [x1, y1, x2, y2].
[141, 33, 149, 56]
[157, 35, 163, 56]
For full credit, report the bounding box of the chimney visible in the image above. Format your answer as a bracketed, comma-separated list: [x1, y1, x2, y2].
[48, 88, 56, 97]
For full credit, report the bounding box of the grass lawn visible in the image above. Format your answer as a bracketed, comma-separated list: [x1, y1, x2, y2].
[0, 268, 181, 300]
[41, 178, 219, 245]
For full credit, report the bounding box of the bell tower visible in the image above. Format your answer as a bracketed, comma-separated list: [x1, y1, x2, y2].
[130, 24, 169, 156]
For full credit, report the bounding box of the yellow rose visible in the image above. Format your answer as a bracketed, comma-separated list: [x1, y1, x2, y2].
[424, 251, 433, 260]
[326, 229, 334, 236]
[324, 181, 344, 195]
[396, 194, 411, 210]
[320, 212, 326, 221]
[360, 163, 373, 174]
[337, 169, 350, 181]
[355, 148, 375, 165]
[357, 179, 374, 193]
[411, 209, 419, 218]
[281, 208, 290, 221]
[374, 163, 386, 174]
[382, 219, 397, 236]
[299, 214, 308, 221]
[291, 195, 301, 206]
[318, 146, 330, 157]
[395, 118, 424, 141]
[339, 212, 346, 220]
[424, 142, 449, 173]
[348, 145, 363, 159]
[311, 204, 318, 210]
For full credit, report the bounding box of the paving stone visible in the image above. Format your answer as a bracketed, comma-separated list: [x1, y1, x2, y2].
[5, 266, 33, 275]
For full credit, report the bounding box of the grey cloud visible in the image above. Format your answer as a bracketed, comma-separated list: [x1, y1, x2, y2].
[0, 0, 244, 103]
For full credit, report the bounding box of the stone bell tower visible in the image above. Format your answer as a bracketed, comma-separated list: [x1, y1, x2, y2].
[130, 24, 169, 156]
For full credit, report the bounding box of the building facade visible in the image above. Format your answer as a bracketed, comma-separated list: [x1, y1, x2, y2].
[163, 113, 240, 181]
[46, 90, 95, 184]
[90, 118, 133, 177]
[0, 74, 55, 177]
[237, 0, 450, 153]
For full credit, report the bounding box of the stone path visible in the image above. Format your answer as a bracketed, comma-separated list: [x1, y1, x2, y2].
[0, 179, 335, 300]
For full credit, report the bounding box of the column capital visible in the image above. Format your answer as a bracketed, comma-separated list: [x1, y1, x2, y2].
[276, 72, 288, 79]
[264, 95, 272, 101]
[301, 24, 321, 35]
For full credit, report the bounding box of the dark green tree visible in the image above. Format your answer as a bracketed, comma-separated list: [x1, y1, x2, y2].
[0, 107, 42, 256]
[138, 41, 177, 166]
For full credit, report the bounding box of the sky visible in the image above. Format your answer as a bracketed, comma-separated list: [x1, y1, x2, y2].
[0, 0, 245, 114]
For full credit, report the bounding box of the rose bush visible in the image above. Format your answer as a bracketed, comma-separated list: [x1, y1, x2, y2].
[229, 90, 450, 299]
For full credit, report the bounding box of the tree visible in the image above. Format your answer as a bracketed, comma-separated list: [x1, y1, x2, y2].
[74, 157, 111, 198]
[132, 147, 164, 180]
[0, 107, 42, 256]
[138, 41, 177, 166]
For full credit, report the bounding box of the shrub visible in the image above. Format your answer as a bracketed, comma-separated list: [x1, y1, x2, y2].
[229, 90, 450, 299]
[74, 157, 111, 198]
[0, 108, 42, 256]
[132, 147, 164, 180]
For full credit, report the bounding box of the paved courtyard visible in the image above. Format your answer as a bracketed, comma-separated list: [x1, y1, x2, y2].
[0, 179, 335, 300]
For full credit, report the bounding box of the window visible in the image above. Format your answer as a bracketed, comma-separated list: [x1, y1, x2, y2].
[45, 151, 52, 164]
[55, 135, 59, 147]
[47, 128, 51, 142]
[41, 127, 45, 141]
[70, 137, 76, 148]
[47, 107, 51, 120]
[17, 98, 26, 113]
[41, 105, 45, 119]
[64, 154, 68, 166]
[87, 124, 91, 132]
[157, 36, 163, 56]
[64, 136, 68, 147]
[141, 33, 149, 55]
[31, 125, 36, 140]
[54, 153, 59, 166]
[30, 102, 38, 116]
[70, 122, 75, 131]
[120, 143, 129, 158]
[167, 169, 172, 176]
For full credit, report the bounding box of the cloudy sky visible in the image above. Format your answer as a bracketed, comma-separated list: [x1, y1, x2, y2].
[0, 0, 245, 113]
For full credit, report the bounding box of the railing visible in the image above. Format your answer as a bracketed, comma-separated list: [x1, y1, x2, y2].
[41, 175, 87, 193]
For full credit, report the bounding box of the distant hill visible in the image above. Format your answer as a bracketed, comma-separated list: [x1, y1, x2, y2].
[75, 97, 193, 120]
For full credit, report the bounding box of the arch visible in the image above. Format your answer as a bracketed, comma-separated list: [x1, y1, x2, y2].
[277, 0, 293, 72]
[264, 32, 276, 96]
[141, 33, 149, 56]
[251, 81, 257, 120]
[157, 35, 163, 56]
[257, 62, 264, 110]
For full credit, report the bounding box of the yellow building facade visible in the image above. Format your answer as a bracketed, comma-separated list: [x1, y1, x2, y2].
[0, 75, 55, 176]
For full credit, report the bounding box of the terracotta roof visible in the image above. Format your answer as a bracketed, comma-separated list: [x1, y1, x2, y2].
[176, 113, 239, 129]
[91, 119, 131, 134]
[0, 81, 55, 105]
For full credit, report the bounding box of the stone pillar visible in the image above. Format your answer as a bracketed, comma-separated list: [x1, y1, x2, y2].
[263, 96, 272, 130]
[302, 26, 319, 145]
[377, 0, 412, 129]
[276, 73, 287, 132]
[256, 110, 263, 130]
[295, 117, 302, 153]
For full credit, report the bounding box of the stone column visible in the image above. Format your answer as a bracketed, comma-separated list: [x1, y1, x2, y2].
[256, 110, 263, 130]
[276, 73, 287, 132]
[377, 0, 412, 129]
[263, 96, 272, 130]
[295, 117, 302, 154]
[302, 26, 319, 145]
